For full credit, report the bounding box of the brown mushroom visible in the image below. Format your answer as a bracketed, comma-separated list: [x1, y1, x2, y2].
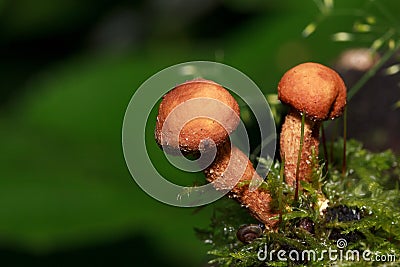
[278, 62, 347, 189]
[155, 79, 278, 228]
[155, 78, 240, 154]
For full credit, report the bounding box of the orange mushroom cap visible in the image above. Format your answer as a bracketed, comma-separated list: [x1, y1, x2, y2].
[278, 62, 347, 120]
[155, 79, 240, 153]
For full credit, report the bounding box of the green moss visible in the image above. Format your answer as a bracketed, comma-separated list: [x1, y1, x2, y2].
[197, 139, 400, 266]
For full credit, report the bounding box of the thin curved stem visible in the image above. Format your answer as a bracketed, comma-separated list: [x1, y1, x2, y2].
[342, 107, 347, 176]
[294, 113, 306, 201]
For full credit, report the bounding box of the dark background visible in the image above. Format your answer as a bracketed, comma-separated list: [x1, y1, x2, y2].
[0, 0, 399, 266]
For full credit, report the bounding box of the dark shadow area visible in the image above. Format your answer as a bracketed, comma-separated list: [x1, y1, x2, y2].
[0, 234, 187, 267]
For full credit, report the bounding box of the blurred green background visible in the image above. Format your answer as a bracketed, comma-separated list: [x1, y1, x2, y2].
[1, 0, 399, 266]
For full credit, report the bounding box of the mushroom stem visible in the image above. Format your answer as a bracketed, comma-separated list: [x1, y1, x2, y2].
[280, 110, 320, 188]
[204, 142, 278, 228]
[155, 78, 278, 228]
[277, 62, 346, 190]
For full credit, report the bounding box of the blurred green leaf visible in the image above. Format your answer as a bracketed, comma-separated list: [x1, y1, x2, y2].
[0, 51, 216, 267]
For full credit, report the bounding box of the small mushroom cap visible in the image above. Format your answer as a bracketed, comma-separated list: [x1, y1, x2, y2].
[278, 62, 347, 120]
[155, 79, 240, 153]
